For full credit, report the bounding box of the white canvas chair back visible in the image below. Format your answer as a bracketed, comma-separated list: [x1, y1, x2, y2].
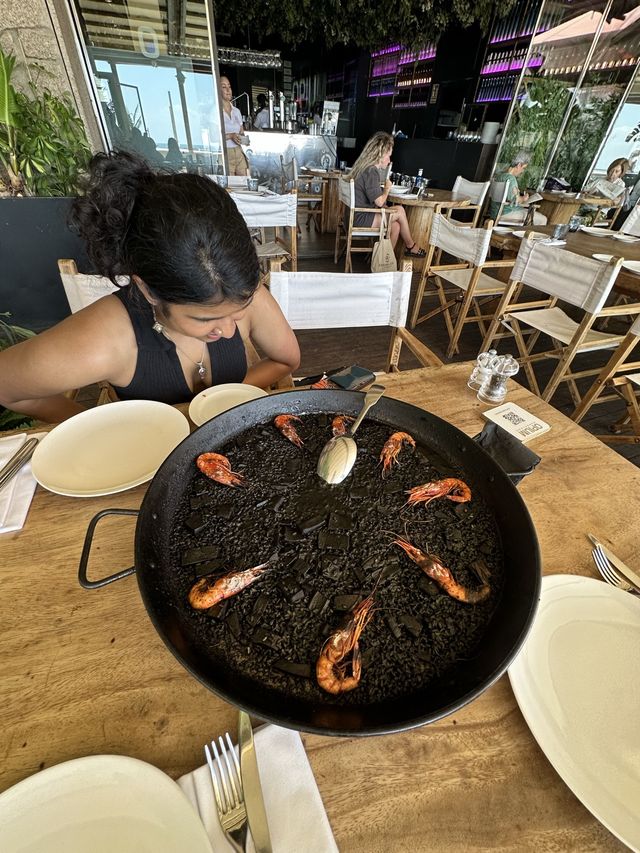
[58, 259, 124, 314]
[226, 175, 249, 188]
[489, 181, 509, 205]
[338, 176, 354, 208]
[229, 191, 298, 228]
[622, 201, 640, 236]
[429, 213, 492, 266]
[512, 239, 621, 314]
[269, 269, 412, 330]
[452, 176, 490, 206]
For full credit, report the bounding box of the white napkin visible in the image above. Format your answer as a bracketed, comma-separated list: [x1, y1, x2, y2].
[0, 432, 45, 534]
[178, 724, 338, 853]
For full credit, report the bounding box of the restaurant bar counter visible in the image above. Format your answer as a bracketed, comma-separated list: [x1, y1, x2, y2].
[392, 138, 498, 189]
[244, 132, 337, 187]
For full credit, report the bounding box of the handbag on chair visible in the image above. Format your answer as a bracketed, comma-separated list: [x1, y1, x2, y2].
[371, 237, 397, 272]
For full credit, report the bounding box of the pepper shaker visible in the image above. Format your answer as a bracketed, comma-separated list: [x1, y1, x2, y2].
[467, 349, 497, 391]
[477, 354, 520, 404]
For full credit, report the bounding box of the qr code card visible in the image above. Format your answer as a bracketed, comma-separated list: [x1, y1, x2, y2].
[482, 402, 550, 443]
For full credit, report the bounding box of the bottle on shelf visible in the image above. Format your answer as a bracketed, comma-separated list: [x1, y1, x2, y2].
[412, 168, 424, 194]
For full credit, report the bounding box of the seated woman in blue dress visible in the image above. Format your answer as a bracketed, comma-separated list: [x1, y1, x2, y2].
[0, 152, 300, 423]
[349, 131, 426, 257]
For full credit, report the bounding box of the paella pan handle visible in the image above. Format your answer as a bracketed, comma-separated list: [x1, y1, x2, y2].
[78, 508, 139, 589]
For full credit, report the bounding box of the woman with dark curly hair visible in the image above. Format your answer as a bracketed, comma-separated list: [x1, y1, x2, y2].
[0, 152, 300, 423]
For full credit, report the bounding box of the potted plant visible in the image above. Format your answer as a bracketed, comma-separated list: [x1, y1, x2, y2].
[0, 46, 93, 331]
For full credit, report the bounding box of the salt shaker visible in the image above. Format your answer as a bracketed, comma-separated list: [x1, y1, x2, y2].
[467, 349, 497, 391]
[477, 354, 520, 404]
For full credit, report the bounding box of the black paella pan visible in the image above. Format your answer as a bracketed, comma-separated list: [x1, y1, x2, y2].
[79, 389, 541, 736]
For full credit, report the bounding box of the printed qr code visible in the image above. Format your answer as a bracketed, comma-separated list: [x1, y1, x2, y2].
[503, 411, 525, 426]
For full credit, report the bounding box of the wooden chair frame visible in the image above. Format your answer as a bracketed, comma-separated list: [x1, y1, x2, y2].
[478, 244, 638, 405]
[409, 212, 515, 357]
[333, 178, 388, 273]
[571, 318, 640, 445]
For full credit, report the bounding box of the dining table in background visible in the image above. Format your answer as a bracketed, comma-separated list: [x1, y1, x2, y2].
[301, 168, 343, 233]
[491, 225, 640, 299]
[536, 191, 614, 226]
[2, 362, 637, 851]
[389, 188, 472, 267]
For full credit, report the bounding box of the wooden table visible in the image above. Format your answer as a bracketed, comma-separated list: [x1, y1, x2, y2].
[492, 225, 640, 299]
[537, 191, 613, 226]
[390, 189, 472, 267]
[2, 363, 638, 851]
[302, 168, 342, 233]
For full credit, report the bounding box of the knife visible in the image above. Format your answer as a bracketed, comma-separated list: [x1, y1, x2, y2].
[587, 534, 640, 591]
[238, 711, 272, 853]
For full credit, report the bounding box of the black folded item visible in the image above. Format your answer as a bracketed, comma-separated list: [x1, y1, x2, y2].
[473, 422, 541, 486]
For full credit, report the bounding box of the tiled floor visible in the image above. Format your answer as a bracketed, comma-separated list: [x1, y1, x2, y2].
[294, 227, 640, 468]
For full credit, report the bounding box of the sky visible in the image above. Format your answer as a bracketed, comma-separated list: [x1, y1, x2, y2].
[96, 60, 223, 152]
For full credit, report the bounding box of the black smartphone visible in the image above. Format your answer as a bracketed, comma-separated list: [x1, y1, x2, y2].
[329, 365, 376, 392]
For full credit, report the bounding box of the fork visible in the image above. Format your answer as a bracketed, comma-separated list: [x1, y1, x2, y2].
[592, 545, 635, 593]
[205, 733, 249, 853]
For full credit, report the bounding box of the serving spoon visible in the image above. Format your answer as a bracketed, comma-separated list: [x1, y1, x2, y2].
[317, 384, 386, 484]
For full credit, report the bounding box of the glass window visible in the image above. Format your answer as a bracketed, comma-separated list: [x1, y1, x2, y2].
[72, 0, 224, 173]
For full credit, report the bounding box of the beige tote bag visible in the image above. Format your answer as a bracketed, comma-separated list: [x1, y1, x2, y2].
[371, 237, 397, 272]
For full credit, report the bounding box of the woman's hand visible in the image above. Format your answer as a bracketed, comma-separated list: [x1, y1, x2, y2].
[384, 178, 392, 193]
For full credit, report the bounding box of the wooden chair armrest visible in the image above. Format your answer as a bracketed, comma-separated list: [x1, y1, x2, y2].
[396, 328, 443, 368]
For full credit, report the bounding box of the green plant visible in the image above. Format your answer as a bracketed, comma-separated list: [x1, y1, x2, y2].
[550, 93, 621, 190]
[213, 0, 517, 50]
[0, 313, 36, 430]
[498, 76, 572, 190]
[0, 47, 91, 196]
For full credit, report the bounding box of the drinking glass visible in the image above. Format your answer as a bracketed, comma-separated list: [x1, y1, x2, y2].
[339, 160, 347, 172]
[247, 177, 259, 191]
[216, 175, 228, 188]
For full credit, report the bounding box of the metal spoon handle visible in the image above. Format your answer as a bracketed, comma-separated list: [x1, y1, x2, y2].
[349, 384, 385, 436]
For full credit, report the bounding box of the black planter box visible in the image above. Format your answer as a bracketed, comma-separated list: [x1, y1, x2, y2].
[1, 197, 90, 332]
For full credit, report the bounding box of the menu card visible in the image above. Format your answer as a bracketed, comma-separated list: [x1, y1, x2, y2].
[482, 402, 550, 443]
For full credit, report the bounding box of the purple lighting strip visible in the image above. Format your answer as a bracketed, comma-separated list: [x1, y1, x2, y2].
[480, 56, 544, 75]
[371, 44, 402, 57]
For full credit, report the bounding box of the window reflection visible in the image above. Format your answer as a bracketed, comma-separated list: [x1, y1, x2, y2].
[73, 0, 224, 173]
[496, 0, 640, 193]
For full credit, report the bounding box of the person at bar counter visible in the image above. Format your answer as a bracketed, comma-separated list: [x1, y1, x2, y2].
[0, 152, 300, 423]
[349, 131, 426, 257]
[490, 153, 547, 225]
[220, 76, 249, 176]
[253, 93, 270, 130]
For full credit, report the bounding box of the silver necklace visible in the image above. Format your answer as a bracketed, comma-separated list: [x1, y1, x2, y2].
[152, 305, 207, 380]
[165, 332, 207, 380]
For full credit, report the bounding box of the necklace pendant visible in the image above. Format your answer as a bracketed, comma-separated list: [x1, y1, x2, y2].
[198, 365, 206, 380]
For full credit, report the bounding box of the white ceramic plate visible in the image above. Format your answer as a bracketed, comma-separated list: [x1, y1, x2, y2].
[0, 754, 213, 853]
[508, 575, 640, 851]
[580, 225, 611, 236]
[189, 383, 268, 426]
[511, 230, 548, 240]
[32, 400, 189, 497]
[622, 259, 640, 274]
[492, 226, 513, 235]
[592, 253, 614, 262]
[613, 233, 640, 243]
[389, 186, 410, 195]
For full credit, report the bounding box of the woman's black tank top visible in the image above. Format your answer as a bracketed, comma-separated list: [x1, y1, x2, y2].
[111, 288, 247, 404]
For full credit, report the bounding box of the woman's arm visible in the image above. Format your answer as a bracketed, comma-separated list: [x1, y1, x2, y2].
[0, 296, 134, 422]
[240, 284, 300, 388]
